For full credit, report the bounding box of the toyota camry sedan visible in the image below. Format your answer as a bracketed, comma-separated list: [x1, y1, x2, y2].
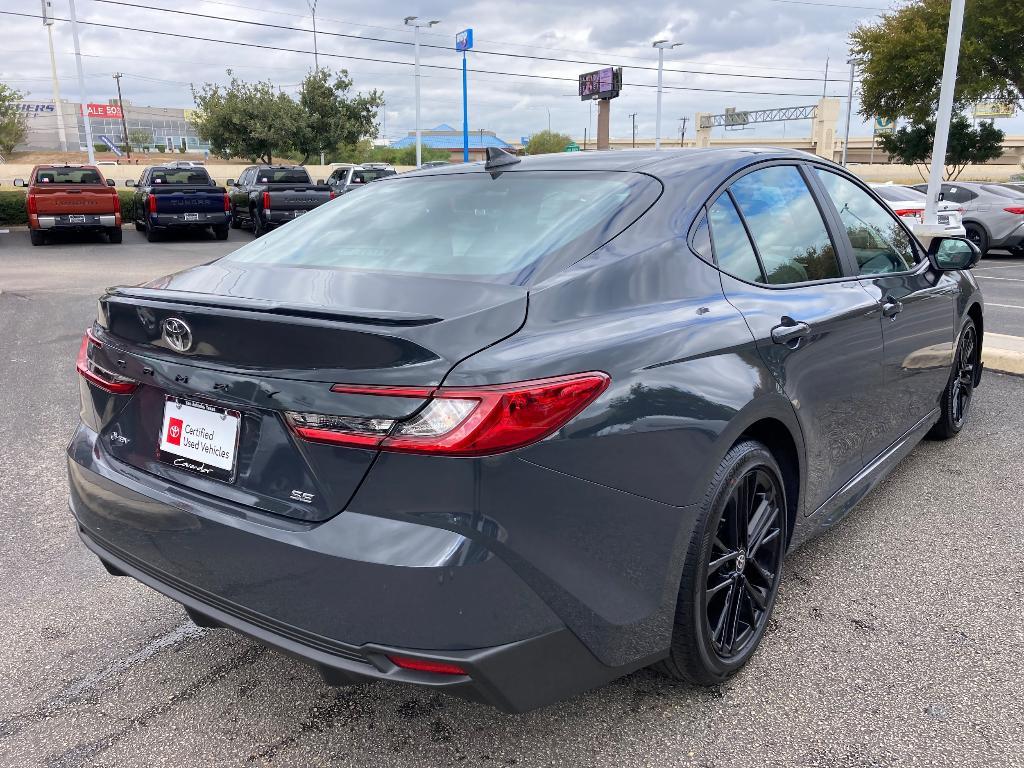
[68, 147, 984, 712]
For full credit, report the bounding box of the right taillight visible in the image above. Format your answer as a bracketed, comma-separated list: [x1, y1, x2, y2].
[1003, 206, 1024, 215]
[76, 329, 138, 395]
[27, 193, 37, 216]
[262, 191, 271, 210]
[286, 372, 610, 456]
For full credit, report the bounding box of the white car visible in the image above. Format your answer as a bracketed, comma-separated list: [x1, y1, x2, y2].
[870, 184, 966, 236]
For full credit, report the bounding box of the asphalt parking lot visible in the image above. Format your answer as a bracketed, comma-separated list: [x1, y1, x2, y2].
[1, 230, 1022, 767]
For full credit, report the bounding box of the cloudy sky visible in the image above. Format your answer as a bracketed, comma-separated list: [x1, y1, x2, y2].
[4, 0, 1022, 145]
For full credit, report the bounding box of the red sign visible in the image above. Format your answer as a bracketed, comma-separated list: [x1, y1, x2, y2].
[82, 103, 123, 119]
[166, 418, 183, 446]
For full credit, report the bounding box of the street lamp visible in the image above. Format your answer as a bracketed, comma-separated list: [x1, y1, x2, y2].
[841, 58, 855, 166]
[404, 16, 440, 168]
[653, 40, 681, 150]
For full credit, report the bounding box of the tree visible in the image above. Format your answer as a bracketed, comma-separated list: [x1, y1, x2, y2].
[292, 69, 382, 164]
[365, 145, 449, 165]
[851, 0, 1023, 124]
[128, 129, 151, 149]
[524, 130, 574, 155]
[878, 115, 1004, 180]
[191, 72, 300, 163]
[0, 83, 27, 156]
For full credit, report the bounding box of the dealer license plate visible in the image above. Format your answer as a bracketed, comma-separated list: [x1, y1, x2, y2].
[158, 396, 241, 482]
[68, 214, 86, 224]
[184, 212, 200, 221]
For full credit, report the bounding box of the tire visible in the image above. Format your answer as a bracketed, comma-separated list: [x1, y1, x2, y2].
[133, 218, 144, 231]
[29, 229, 46, 246]
[964, 224, 988, 256]
[107, 227, 123, 244]
[928, 317, 978, 440]
[212, 223, 229, 241]
[145, 222, 161, 243]
[229, 206, 241, 229]
[251, 208, 266, 238]
[658, 439, 786, 685]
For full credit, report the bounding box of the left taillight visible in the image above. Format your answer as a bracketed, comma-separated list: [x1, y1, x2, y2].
[223, 192, 231, 212]
[1003, 206, 1024, 215]
[76, 329, 138, 395]
[286, 372, 610, 456]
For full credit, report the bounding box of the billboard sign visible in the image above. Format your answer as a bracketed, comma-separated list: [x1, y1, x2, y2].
[579, 67, 622, 101]
[16, 102, 57, 117]
[456, 28, 473, 52]
[82, 103, 123, 119]
[873, 117, 895, 134]
[973, 100, 1015, 118]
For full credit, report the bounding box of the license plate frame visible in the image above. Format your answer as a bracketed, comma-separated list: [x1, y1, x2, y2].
[68, 214, 86, 224]
[157, 395, 241, 482]
[183, 212, 200, 222]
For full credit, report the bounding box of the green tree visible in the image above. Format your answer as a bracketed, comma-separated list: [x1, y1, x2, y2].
[292, 69, 382, 164]
[878, 115, 1004, 180]
[128, 129, 151, 149]
[191, 72, 300, 163]
[0, 83, 28, 155]
[851, 0, 1023, 124]
[524, 130, 575, 155]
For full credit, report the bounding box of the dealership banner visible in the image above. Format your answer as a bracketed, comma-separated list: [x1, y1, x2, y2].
[82, 103, 123, 119]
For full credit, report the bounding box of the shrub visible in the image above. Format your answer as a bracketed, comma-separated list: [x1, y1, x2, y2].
[0, 190, 27, 226]
[93, 142, 109, 153]
[155, 145, 166, 153]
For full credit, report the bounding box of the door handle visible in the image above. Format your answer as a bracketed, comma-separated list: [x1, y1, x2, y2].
[881, 296, 903, 319]
[771, 318, 811, 346]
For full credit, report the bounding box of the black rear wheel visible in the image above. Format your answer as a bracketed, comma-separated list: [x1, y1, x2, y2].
[107, 227, 123, 244]
[251, 208, 265, 238]
[659, 440, 785, 684]
[964, 224, 988, 256]
[929, 318, 978, 439]
[212, 223, 229, 241]
[229, 205, 241, 229]
[29, 229, 46, 246]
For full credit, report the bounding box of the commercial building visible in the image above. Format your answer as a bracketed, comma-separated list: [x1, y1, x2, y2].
[15, 99, 210, 154]
[390, 124, 512, 162]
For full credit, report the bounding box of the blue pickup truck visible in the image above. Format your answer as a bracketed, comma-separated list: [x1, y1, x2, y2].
[127, 163, 231, 242]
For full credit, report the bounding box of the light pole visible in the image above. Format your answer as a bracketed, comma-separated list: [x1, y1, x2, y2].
[841, 58, 855, 166]
[307, 0, 319, 70]
[629, 112, 637, 148]
[456, 29, 473, 163]
[405, 16, 440, 168]
[68, 0, 94, 164]
[112, 73, 131, 160]
[652, 40, 681, 150]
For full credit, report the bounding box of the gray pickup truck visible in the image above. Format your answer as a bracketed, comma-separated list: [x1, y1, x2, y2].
[227, 165, 333, 237]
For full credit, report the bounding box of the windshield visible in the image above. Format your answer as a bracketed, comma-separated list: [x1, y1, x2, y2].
[35, 168, 102, 184]
[257, 168, 311, 184]
[226, 171, 661, 284]
[151, 168, 212, 185]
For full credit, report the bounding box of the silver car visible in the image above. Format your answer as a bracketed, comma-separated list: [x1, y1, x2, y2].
[913, 181, 1024, 255]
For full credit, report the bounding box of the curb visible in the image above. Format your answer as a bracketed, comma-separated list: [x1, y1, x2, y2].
[983, 333, 1024, 376]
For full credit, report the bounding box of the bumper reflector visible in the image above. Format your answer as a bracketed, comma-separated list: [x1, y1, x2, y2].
[387, 655, 468, 676]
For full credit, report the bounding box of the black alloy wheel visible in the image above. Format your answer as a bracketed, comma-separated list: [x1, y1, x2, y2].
[929, 317, 979, 439]
[964, 224, 987, 255]
[705, 467, 784, 660]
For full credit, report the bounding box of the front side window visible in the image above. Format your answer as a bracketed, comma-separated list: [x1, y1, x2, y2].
[708, 195, 763, 283]
[815, 169, 917, 275]
[729, 165, 842, 285]
[226, 171, 661, 284]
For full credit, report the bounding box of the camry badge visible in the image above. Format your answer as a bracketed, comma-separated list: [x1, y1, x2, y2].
[162, 317, 193, 352]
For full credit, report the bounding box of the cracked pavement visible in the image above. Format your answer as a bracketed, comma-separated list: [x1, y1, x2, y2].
[1, 230, 1022, 767]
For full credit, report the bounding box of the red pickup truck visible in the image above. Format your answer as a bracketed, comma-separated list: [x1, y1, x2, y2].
[15, 164, 122, 246]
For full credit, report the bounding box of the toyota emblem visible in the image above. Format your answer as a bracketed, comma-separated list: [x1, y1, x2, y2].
[161, 317, 193, 352]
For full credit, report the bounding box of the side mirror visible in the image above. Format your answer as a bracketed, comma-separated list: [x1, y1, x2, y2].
[124, 179, 136, 187]
[927, 236, 981, 271]
[226, 178, 235, 187]
[106, 178, 116, 187]
[14, 178, 25, 187]
[316, 179, 324, 185]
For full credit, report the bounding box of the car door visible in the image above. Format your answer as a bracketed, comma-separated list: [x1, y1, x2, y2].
[133, 168, 148, 223]
[232, 168, 252, 219]
[711, 163, 885, 514]
[815, 168, 956, 459]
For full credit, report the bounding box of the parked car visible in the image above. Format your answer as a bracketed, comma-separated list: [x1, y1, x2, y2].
[126, 163, 230, 242]
[912, 181, 1024, 255]
[14, 164, 121, 246]
[227, 165, 332, 236]
[68, 148, 984, 713]
[326, 164, 396, 195]
[870, 183, 966, 237]
[420, 160, 452, 169]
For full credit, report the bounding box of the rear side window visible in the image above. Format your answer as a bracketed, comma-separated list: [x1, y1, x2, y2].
[226, 171, 661, 284]
[708, 195, 763, 283]
[258, 169, 311, 184]
[729, 166, 841, 284]
[940, 185, 977, 203]
[35, 168, 101, 184]
[815, 169, 917, 274]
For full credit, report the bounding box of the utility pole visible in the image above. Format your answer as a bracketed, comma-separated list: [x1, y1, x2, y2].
[404, 16, 440, 167]
[822, 55, 829, 98]
[922, 0, 965, 227]
[112, 73, 131, 159]
[68, 0, 94, 164]
[41, 1, 68, 152]
[679, 116, 688, 147]
[841, 59, 855, 166]
[629, 112, 637, 148]
[307, 0, 319, 70]
[652, 40, 681, 149]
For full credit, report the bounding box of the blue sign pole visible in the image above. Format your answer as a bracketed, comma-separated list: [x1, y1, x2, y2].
[456, 29, 473, 163]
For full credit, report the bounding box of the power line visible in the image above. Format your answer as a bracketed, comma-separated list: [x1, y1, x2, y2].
[1, 10, 846, 98]
[764, 0, 891, 9]
[90, 0, 856, 84]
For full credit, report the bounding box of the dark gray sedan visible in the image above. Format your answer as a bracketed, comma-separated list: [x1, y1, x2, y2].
[68, 148, 984, 712]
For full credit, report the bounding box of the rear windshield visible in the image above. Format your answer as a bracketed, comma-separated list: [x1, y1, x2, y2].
[873, 186, 924, 202]
[226, 171, 661, 284]
[256, 168, 311, 184]
[35, 168, 102, 184]
[150, 168, 212, 185]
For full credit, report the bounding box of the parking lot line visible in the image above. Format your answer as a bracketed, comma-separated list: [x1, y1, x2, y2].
[975, 275, 1024, 282]
[986, 303, 1024, 310]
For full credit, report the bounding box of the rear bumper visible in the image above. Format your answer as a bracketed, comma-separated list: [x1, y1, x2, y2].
[36, 213, 117, 229]
[67, 425, 645, 711]
[265, 209, 312, 226]
[150, 212, 230, 229]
